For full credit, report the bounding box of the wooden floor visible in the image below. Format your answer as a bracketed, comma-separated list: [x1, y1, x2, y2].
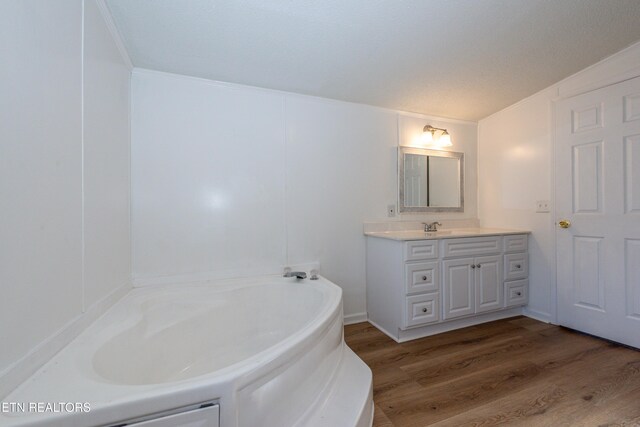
[344, 317, 640, 427]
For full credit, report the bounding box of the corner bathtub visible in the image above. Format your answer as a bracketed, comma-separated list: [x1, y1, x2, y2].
[1, 275, 373, 427]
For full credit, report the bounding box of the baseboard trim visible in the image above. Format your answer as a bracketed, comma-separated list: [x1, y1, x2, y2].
[523, 308, 554, 324]
[396, 308, 524, 343]
[0, 282, 130, 399]
[367, 319, 399, 342]
[344, 312, 368, 325]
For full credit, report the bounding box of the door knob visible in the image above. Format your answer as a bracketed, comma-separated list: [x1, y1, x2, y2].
[558, 219, 571, 229]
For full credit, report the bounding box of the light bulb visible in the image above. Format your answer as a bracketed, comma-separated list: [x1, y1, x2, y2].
[422, 130, 434, 145]
[439, 131, 452, 147]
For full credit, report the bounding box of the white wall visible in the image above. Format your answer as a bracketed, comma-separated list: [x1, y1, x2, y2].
[131, 69, 478, 320]
[0, 0, 131, 396]
[478, 41, 640, 323]
[478, 88, 557, 321]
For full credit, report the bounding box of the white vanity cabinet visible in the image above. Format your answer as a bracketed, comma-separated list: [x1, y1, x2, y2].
[366, 231, 529, 342]
[441, 236, 503, 320]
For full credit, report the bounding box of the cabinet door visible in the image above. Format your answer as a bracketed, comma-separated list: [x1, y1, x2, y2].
[475, 255, 503, 313]
[443, 258, 475, 319]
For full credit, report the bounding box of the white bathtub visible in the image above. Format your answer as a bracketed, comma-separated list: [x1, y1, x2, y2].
[0, 275, 373, 427]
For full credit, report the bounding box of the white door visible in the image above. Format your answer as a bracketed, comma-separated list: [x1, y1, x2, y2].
[556, 75, 640, 349]
[475, 255, 503, 313]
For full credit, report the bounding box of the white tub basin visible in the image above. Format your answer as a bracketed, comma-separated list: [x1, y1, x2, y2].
[1, 276, 373, 427]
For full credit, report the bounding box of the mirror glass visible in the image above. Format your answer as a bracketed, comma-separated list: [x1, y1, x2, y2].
[399, 147, 464, 212]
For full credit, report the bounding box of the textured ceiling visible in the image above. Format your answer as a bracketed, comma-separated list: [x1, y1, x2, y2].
[106, 0, 640, 121]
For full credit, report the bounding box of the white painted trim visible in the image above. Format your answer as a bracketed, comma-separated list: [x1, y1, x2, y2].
[94, 0, 133, 70]
[396, 308, 523, 343]
[548, 98, 559, 324]
[559, 66, 640, 100]
[367, 309, 524, 343]
[367, 319, 399, 342]
[557, 40, 640, 98]
[131, 68, 477, 124]
[523, 308, 553, 324]
[0, 282, 130, 399]
[344, 312, 368, 326]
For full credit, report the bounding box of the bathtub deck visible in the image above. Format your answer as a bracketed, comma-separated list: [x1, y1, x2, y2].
[344, 316, 640, 427]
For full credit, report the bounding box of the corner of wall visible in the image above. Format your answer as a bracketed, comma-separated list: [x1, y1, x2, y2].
[94, 0, 133, 71]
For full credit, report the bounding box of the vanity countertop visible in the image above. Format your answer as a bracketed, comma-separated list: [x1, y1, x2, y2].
[364, 227, 531, 241]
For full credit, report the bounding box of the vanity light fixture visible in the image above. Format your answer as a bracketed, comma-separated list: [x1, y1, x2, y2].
[423, 125, 453, 147]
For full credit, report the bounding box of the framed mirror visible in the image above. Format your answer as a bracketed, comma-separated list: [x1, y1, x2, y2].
[398, 146, 464, 213]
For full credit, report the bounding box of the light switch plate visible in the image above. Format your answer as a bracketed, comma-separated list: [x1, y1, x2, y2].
[536, 200, 550, 213]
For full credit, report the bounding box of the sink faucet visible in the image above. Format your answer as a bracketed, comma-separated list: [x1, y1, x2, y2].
[422, 221, 442, 232]
[283, 268, 307, 279]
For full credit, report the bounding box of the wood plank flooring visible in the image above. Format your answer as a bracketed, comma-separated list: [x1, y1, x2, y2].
[344, 316, 640, 426]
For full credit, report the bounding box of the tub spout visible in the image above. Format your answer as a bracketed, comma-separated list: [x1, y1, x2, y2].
[283, 269, 307, 279]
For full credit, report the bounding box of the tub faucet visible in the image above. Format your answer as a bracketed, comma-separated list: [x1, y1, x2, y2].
[283, 269, 307, 279]
[423, 221, 442, 232]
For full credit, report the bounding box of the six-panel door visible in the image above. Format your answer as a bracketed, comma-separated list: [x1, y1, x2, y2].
[556, 74, 640, 349]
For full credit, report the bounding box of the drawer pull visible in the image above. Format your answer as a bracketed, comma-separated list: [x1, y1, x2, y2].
[515, 264, 521, 269]
[516, 291, 522, 296]
[421, 275, 428, 281]
[422, 307, 428, 313]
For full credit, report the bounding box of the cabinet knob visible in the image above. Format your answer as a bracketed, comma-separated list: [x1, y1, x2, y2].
[422, 307, 428, 313]
[515, 264, 521, 269]
[516, 291, 522, 296]
[422, 275, 428, 281]
[471, 264, 476, 269]
[476, 264, 481, 269]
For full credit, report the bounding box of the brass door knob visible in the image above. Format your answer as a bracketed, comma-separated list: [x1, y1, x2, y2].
[558, 219, 571, 229]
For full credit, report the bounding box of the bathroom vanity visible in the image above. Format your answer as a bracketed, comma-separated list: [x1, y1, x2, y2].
[365, 228, 530, 342]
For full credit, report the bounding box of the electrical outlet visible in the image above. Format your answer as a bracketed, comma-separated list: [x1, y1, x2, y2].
[387, 204, 396, 217]
[536, 200, 550, 213]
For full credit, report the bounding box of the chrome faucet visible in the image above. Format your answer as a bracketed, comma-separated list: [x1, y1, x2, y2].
[283, 268, 307, 279]
[423, 221, 442, 232]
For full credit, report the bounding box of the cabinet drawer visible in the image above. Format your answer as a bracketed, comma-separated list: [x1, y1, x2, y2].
[442, 236, 502, 258]
[405, 262, 439, 295]
[504, 234, 528, 252]
[504, 253, 529, 281]
[405, 240, 438, 261]
[403, 293, 440, 328]
[505, 280, 528, 307]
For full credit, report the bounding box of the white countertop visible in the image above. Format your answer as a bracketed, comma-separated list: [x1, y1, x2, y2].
[364, 227, 530, 241]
